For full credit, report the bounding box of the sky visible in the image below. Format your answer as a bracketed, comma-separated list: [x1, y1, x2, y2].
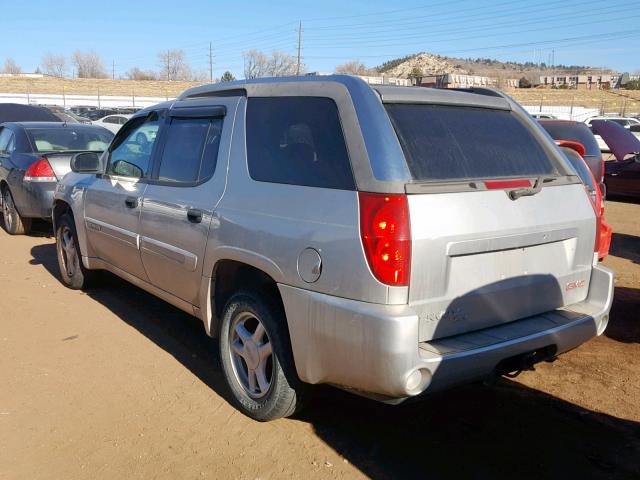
[4, 0, 640, 79]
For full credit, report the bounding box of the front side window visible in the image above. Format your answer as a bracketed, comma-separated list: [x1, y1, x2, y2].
[246, 97, 354, 190]
[385, 104, 558, 182]
[107, 113, 161, 178]
[157, 117, 223, 183]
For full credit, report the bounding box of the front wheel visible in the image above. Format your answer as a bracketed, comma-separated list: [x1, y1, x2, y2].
[55, 213, 94, 289]
[218, 290, 302, 421]
[2, 187, 31, 235]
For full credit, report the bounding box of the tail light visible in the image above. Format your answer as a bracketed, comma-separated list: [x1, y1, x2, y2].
[359, 192, 411, 286]
[24, 158, 57, 182]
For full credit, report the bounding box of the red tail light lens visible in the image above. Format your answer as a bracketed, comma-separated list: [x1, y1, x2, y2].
[359, 192, 411, 286]
[24, 158, 57, 182]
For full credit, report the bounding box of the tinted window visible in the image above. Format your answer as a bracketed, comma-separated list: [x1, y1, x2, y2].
[385, 104, 557, 181]
[157, 117, 223, 183]
[246, 97, 354, 190]
[107, 113, 160, 178]
[28, 127, 113, 152]
[103, 116, 120, 124]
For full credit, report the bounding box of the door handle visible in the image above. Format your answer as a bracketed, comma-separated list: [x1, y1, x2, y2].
[124, 196, 139, 209]
[187, 208, 203, 224]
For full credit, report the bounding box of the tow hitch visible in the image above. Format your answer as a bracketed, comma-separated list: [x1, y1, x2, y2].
[493, 345, 558, 379]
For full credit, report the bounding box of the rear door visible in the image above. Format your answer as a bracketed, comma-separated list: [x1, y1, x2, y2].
[138, 99, 237, 305]
[83, 112, 163, 280]
[385, 103, 596, 341]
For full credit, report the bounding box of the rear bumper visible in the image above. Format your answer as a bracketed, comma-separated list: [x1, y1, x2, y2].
[279, 265, 614, 400]
[15, 181, 56, 219]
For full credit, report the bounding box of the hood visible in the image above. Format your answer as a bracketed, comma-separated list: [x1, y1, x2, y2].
[591, 120, 640, 161]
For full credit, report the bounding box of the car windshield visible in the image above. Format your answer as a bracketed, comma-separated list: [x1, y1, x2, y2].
[28, 127, 114, 152]
[385, 104, 558, 181]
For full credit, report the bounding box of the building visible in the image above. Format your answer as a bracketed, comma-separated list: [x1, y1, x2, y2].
[538, 74, 617, 89]
[413, 73, 518, 89]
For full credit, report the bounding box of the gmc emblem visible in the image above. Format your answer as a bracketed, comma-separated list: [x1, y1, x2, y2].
[566, 280, 586, 291]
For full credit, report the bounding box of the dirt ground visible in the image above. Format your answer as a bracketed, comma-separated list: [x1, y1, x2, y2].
[1, 199, 638, 480]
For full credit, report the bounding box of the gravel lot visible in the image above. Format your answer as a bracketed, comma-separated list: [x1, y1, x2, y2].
[1, 199, 638, 479]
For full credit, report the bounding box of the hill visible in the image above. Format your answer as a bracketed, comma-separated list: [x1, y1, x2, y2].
[376, 52, 609, 79]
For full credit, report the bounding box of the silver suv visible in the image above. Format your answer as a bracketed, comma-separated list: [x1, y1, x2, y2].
[53, 76, 614, 421]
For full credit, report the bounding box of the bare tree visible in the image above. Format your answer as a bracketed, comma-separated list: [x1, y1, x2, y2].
[72, 50, 107, 78]
[125, 67, 157, 81]
[41, 53, 67, 77]
[1, 58, 22, 74]
[243, 50, 270, 79]
[243, 50, 300, 79]
[335, 60, 368, 75]
[220, 71, 236, 82]
[269, 50, 298, 76]
[158, 49, 192, 81]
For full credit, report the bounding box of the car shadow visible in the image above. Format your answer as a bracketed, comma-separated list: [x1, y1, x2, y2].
[604, 286, 640, 344]
[609, 232, 640, 265]
[29, 242, 640, 479]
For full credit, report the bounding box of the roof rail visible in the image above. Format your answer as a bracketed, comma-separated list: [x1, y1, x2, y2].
[181, 87, 247, 100]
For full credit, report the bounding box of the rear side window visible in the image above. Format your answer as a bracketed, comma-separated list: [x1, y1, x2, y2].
[246, 97, 354, 190]
[385, 104, 558, 182]
[157, 117, 223, 184]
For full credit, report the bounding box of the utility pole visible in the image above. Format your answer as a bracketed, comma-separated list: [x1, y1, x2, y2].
[209, 42, 214, 82]
[166, 50, 170, 81]
[296, 20, 302, 75]
[112, 60, 115, 80]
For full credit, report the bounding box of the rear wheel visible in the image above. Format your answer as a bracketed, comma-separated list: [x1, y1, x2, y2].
[55, 213, 94, 289]
[1, 187, 31, 235]
[218, 290, 302, 421]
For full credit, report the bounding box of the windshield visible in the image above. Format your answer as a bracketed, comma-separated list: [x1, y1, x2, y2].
[385, 104, 558, 182]
[28, 127, 114, 152]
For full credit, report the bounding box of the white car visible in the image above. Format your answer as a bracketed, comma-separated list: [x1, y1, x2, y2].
[92, 114, 133, 134]
[584, 116, 640, 151]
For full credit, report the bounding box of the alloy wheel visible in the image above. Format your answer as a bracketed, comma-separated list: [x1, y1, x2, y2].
[228, 311, 274, 399]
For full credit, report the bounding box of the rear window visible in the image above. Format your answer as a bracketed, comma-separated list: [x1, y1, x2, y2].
[385, 104, 558, 182]
[28, 127, 113, 152]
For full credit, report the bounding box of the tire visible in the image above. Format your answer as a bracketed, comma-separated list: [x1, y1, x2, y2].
[55, 213, 94, 289]
[1, 187, 31, 235]
[218, 290, 302, 421]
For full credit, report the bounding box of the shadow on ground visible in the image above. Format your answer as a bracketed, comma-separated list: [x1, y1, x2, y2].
[610, 232, 640, 265]
[29, 242, 640, 480]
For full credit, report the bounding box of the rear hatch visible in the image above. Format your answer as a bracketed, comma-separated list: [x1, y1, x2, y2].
[385, 103, 596, 341]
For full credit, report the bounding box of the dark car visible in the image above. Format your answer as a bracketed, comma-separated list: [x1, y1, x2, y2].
[592, 120, 640, 198]
[0, 103, 60, 123]
[0, 122, 113, 234]
[538, 119, 603, 186]
[81, 109, 120, 121]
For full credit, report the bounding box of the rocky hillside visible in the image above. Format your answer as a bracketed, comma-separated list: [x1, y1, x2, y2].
[377, 52, 602, 79]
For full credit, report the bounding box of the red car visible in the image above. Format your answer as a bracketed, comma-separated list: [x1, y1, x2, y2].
[538, 120, 611, 260]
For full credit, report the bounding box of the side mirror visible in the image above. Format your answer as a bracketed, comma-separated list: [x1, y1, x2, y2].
[111, 159, 143, 179]
[556, 140, 586, 157]
[70, 152, 101, 173]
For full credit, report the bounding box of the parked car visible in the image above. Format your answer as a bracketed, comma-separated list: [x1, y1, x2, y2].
[530, 113, 557, 119]
[537, 120, 611, 260]
[44, 106, 92, 124]
[585, 116, 640, 151]
[592, 120, 640, 198]
[52, 76, 614, 421]
[92, 114, 133, 134]
[0, 122, 113, 234]
[0, 103, 60, 123]
[81, 109, 120, 121]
